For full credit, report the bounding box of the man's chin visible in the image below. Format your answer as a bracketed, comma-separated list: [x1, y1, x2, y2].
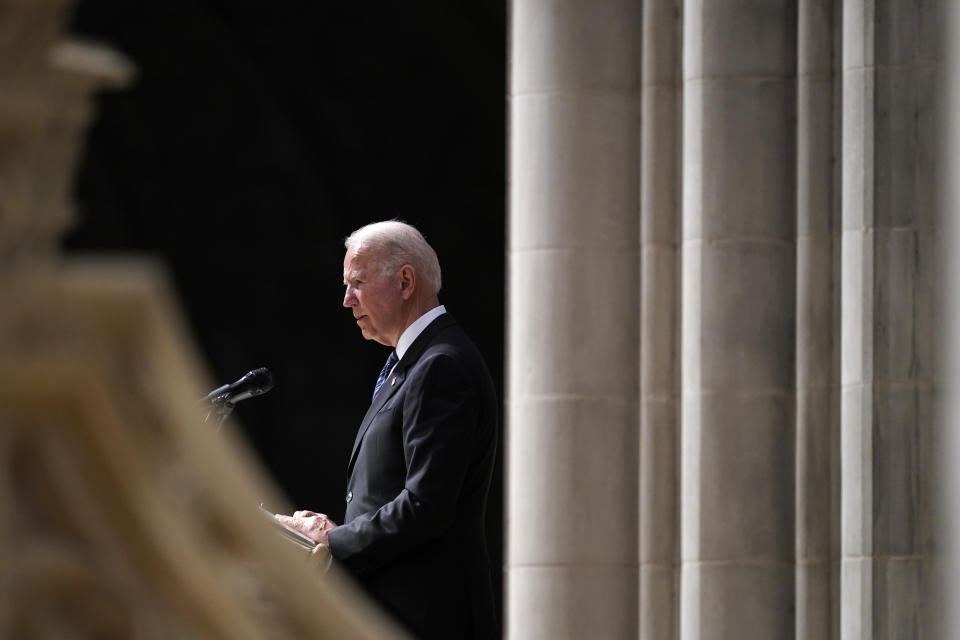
[356, 319, 372, 338]
[365, 333, 393, 347]
[359, 328, 380, 343]
[356, 324, 391, 346]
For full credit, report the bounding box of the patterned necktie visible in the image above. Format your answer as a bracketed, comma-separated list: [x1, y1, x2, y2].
[372, 351, 399, 400]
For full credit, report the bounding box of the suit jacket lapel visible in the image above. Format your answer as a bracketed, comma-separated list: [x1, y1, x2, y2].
[346, 313, 456, 474]
[346, 366, 405, 472]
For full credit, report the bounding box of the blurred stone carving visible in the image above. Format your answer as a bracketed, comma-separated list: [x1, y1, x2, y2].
[0, 1, 402, 638]
[0, 0, 132, 263]
[0, 263, 400, 639]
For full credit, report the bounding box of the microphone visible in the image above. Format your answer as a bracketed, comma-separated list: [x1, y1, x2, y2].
[202, 367, 274, 405]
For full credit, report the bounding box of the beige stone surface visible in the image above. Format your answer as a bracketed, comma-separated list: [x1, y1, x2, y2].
[640, 398, 679, 563]
[641, 87, 681, 247]
[510, 0, 640, 93]
[680, 392, 794, 562]
[871, 557, 930, 638]
[679, 563, 795, 639]
[682, 79, 796, 242]
[797, 561, 835, 640]
[871, 65, 938, 229]
[683, 0, 796, 79]
[840, 556, 873, 639]
[796, 387, 835, 558]
[797, 74, 834, 238]
[871, 386, 935, 555]
[508, 247, 639, 398]
[641, 246, 680, 393]
[796, 4, 839, 635]
[796, 236, 835, 384]
[799, 0, 834, 75]
[841, 557, 932, 639]
[643, 0, 682, 87]
[686, 239, 796, 391]
[840, 383, 873, 558]
[840, 3, 940, 637]
[509, 93, 639, 251]
[841, 0, 875, 72]
[840, 230, 873, 386]
[871, 228, 937, 381]
[640, 564, 679, 639]
[508, 0, 640, 636]
[507, 566, 638, 639]
[640, 3, 681, 638]
[507, 397, 637, 566]
[680, 2, 798, 638]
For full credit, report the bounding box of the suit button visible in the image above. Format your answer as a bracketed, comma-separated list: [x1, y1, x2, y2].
[345, 491, 353, 503]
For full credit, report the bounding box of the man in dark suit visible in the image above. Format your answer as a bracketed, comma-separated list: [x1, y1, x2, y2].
[277, 221, 498, 639]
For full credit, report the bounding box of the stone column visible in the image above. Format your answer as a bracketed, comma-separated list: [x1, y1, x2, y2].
[640, 0, 681, 638]
[680, 1, 797, 638]
[839, 1, 940, 638]
[507, 0, 641, 637]
[942, 4, 960, 637]
[796, 1, 840, 639]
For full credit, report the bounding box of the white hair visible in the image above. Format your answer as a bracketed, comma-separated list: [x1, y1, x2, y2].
[345, 220, 442, 294]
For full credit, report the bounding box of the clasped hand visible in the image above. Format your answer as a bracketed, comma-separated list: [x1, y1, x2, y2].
[275, 510, 337, 545]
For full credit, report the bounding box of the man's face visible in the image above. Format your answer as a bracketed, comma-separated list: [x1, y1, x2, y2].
[342, 245, 404, 346]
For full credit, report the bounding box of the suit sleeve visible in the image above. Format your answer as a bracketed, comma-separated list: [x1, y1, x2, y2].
[327, 351, 480, 576]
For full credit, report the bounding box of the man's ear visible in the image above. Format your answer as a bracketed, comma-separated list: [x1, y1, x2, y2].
[398, 265, 416, 299]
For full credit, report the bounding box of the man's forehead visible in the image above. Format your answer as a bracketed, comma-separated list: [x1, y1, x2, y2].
[343, 258, 362, 278]
[343, 247, 379, 279]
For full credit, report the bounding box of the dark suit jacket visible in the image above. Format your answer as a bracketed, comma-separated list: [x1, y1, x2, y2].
[327, 313, 498, 640]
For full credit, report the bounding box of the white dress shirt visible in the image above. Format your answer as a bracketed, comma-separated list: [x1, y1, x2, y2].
[395, 304, 447, 366]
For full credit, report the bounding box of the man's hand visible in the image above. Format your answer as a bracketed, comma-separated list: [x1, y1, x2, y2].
[275, 510, 338, 545]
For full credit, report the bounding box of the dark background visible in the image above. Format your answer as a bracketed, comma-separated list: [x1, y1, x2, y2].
[63, 0, 506, 620]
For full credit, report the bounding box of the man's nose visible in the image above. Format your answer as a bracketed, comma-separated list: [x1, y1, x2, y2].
[343, 288, 356, 307]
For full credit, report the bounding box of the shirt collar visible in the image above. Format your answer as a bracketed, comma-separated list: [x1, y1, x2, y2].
[396, 305, 446, 360]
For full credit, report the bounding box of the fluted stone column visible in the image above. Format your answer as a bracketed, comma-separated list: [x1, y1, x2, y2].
[796, 1, 840, 639]
[507, 0, 641, 637]
[680, 1, 797, 637]
[640, 0, 681, 638]
[942, 3, 960, 636]
[943, 5, 960, 638]
[840, 1, 940, 638]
